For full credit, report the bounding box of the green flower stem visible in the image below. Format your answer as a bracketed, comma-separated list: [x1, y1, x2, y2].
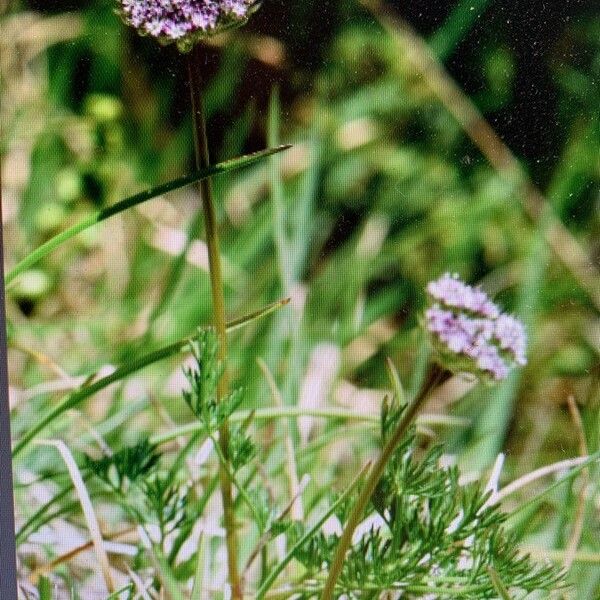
[187, 43, 241, 600]
[12, 299, 289, 457]
[320, 371, 443, 600]
[255, 462, 371, 599]
[5, 147, 289, 287]
[150, 408, 469, 446]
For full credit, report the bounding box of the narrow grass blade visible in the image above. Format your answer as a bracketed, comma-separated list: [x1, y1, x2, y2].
[17, 500, 82, 547]
[255, 462, 370, 599]
[190, 531, 207, 600]
[34, 439, 115, 594]
[507, 451, 600, 517]
[16, 485, 72, 544]
[12, 299, 290, 456]
[125, 565, 153, 600]
[105, 584, 134, 600]
[385, 357, 405, 406]
[6, 145, 291, 285]
[150, 407, 469, 446]
[463, 224, 548, 470]
[257, 357, 303, 520]
[146, 540, 186, 600]
[37, 576, 52, 600]
[226, 297, 290, 332]
[486, 566, 512, 600]
[268, 87, 292, 292]
[428, 0, 494, 60]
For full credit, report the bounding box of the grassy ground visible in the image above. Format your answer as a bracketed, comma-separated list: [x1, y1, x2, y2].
[2, 0, 599, 598]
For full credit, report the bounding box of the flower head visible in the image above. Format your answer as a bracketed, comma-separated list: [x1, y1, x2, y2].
[425, 273, 527, 381]
[118, 0, 259, 51]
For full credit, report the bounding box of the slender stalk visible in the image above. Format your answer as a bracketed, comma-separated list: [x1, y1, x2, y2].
[320, 368, 445, 600]
[149, 407, 470, 446]
[187, 43, 241, 599]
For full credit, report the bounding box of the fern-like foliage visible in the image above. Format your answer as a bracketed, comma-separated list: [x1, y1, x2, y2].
[142, 475, 190, 541]
[290, 431, 564, 599]
[83, 439, 160, 493]
[183, 328, 245, 433]
[85, 440, 193, 549]
[182, 328, 222, 421]
[182, 328, 255, 472]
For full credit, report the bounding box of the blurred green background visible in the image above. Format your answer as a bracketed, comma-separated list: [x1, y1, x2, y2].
[2, 0, 599, 595]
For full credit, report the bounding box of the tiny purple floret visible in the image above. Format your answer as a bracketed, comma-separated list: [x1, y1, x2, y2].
[118, 0, 257, 50]
[425, 273, 527, 380]
[427, 272, 499, 319]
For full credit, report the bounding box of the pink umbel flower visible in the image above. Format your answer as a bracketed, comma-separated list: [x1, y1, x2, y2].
[118, 0, 259, 51]
[426, 272, 499, 318]
[425, 273, 527, 381]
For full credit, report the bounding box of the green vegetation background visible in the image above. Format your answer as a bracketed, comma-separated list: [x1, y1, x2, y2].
[3, 0, 599, 596]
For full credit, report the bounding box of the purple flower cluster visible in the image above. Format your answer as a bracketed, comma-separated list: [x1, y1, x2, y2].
[118, 0, 257, 50]
[425, 274, 527, 380]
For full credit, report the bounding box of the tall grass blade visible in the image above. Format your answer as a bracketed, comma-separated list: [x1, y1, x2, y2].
[12, 298, 289, 456]
[7, 146, 290, 285]
[255, 462, 370, 598]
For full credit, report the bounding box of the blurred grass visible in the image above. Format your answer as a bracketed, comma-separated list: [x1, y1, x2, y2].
[2, 0, 599, 596]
